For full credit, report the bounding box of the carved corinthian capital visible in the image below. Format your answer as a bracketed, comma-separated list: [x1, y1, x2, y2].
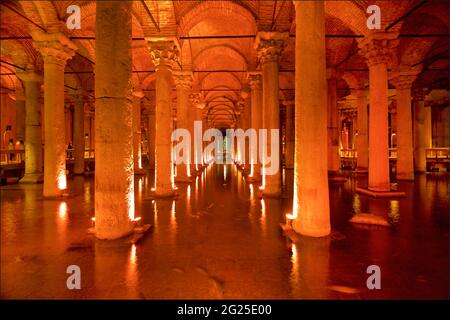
[255, 32, 289, 65]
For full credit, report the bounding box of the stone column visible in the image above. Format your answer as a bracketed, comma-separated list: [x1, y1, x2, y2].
[132, 91, 145, 174]
[72, 91, 85, 175]
[95, 1, 135, 239]
[15, 89, 26, 142]
[146, 102, 156, 170]
[283, 100, 295, 169]
[413, 88, 429, 172]
[391, 71, 417, 180]
[195, 107, 204, 168]
[248, 72, 263, 179]
[292, 1, 330, 237]
[33, 32, 76, 197]
[16, 70, 43, 183]
[173, 71, 193, 182]
[255, 31, 288, 197]
[353, 88, 369, 172]
[327, 69, 340, 173]
[147, 38, 179, 197]
[358, 31, 398, 191]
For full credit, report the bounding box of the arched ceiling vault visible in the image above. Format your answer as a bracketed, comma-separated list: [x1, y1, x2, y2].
[0, 0, 448, 110]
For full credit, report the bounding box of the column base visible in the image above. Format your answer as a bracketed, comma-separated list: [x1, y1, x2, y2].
[19, 173, 43, 184]
[280, 223, 331, 239]
[175, 176, 192, 183]
[145, 189, 178, 200]
[89, 223, 152, 242]
[328, 171, 347, 183]
[355, 187, 406, 198]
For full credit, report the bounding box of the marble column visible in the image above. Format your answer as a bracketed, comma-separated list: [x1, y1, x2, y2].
[146, 102, 156, 170]
[95, 1, 135, 239]
[353, 88, 369, 172]
[248, 72, 263, 179]
[15, 89, 26, 142]
[255, 31, 288, 197]
[391, 71, 417, 180]
[72, 91, 85, 175]
[173, 71, 193, 182]
[132, 91, 145, 174]
[358, 31, 399, 191]
[284, 100, 295, 169]
[413, 88, 429, 172]
[16, 70, 43, 183]
[292, 0, 330, 237]
[147, 38, 179, 197]
[327, 69, 340, 173]
[33, 32, 76, 197]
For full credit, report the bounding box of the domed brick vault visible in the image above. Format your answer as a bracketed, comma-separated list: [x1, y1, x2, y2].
[0, 1, 449, 299]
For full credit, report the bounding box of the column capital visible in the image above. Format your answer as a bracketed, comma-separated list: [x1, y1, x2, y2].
[390, 70, 419, 90]
[146, 37, 180, 70]
[32, 32, 77, 66]
[255, 31, 289, 65]
[16, 69, 42, 83]
[358, 31, 399, 67]
[351, 87, 368, 98]
[412, 87, 429, 101]
[173, 70, 193, 90]
[247, 71, 262, 89]
[133, 90, 145, 99]
[189, 92, 204, 108]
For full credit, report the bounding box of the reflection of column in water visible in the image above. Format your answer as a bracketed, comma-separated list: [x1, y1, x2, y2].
[291, 236, 330, 299]
[56, 201, 68, 245]
[126, 244, 139, 297]
[260, 199, 267, 236]
[389, 200, 400, 224]
[352, 194, 361, 214]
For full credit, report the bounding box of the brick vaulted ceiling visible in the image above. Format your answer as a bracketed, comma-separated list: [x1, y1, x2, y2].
[1, 0, 449, 127]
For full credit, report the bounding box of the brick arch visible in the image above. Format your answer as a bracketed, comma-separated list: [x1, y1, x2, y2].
[178, 1, 257, 37]
[398, 12, 449, 66]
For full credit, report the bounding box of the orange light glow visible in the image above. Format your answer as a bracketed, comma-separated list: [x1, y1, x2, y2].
[57, 171, 67, 190]
[286, 211, 297, 220]
[58, 201, 67, 219]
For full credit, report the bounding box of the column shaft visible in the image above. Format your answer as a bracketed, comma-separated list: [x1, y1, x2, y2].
[147, 105, 156, 170]
[285, 102, 294, 169]
[33, 32, 76, 197]
[132, 93, 143, 173]
[358, 32, 398, 191]
[292, 1, 330, 237]
[174, 71, 193, 182]
[248, 73, 262, 178]
[355, 89, 368, 171]
[414, 96, 426, 172]
[396, 87, 414, 180]
[17, 73, 43, 183]
[327, 75, 340, 172]
[95, 1, 134, 239]
[256, 32, 287, 197]
[73, 95, 85, 174]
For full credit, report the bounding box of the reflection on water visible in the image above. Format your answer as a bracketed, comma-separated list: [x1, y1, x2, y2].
[389, 200, 400, 225]
[1, 166, 449, 299]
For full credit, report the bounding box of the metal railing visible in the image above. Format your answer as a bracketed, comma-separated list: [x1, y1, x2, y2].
[426, 148, 449, 159]
[66, 149, 95, 160]
[0, 150, 25, 165]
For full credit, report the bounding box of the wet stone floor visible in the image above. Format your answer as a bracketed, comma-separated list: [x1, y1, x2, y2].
[1, 165, 449, 299]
